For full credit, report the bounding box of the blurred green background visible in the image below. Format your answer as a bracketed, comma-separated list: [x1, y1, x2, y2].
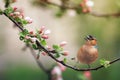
[0, 0, 120, 80]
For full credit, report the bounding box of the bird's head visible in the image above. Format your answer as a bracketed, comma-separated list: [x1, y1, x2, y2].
[84, 35, 97, 46]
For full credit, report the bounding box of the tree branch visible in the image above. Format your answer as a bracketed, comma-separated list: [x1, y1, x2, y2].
[36, 40, 120, 71]
[3, 12, 24, 31]
[2, 8, 120, 72]
[38, 0, 120, 17]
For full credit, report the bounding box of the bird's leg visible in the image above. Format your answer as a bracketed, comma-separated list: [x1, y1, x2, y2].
[87, 64, 91, 68]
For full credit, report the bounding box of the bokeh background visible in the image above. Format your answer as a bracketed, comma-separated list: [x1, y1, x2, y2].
[0, 0, 120, 80]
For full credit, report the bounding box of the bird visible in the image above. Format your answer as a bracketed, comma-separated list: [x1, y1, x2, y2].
[77, 35, 98, 68]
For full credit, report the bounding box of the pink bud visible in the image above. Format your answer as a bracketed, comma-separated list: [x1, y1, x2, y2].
[60, 41, 67, 47]
[9, 13, 14, 16]
[29, 31, 33, 34]
[13, 7, 17, 11]
[39, 26, 45, 34]
[84, 71, 91, 79]
[62, 51, 69, 56]
[41, 52, 47, 56]
[42, 35, 49, 39]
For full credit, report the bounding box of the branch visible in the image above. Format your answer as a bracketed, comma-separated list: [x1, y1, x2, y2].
[90, 11, 120, 17]
[38, 0, 120, 17]
[3, 12, 24, 31]
[2, 8, 120, 72]
[36, 40, 120, 71]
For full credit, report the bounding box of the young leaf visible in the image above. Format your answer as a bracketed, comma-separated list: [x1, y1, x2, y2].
[4, 7, 13, 14]
[54, 53, 60, 58]
[53, 44, 63, 52]
[63, 58, 67, 64]
[32, 44, 38, 50]
[41, 39, 47, 46]
[100, 59, 110, 68]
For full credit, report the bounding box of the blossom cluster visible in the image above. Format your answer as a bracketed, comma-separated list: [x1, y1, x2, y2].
[80, 0, 94, 13]
[51, 63, 66, 80]
[4, 7, 33, 26]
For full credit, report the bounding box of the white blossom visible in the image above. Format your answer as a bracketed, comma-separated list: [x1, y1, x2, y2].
[31, 37, 37, 43]
[86, 0, 94, 7]
[44, 30, 51, 35]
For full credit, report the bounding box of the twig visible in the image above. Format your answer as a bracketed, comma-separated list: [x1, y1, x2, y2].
[39, 0, 120, 17]
[90, 11, 120, 17]
[3, 12, 24, 31]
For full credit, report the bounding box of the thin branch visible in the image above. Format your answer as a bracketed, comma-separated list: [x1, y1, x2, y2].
[90, 11, 120, 17]
[39, 0, 120, 17]
[3, 12, 24, 31]
[36, 40, 120, 71]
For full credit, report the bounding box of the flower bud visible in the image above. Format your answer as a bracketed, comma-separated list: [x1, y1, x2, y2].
[42, 35, 49, 39]
[62, 51, 69, 56]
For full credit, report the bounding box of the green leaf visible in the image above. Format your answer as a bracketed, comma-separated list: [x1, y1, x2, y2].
[19, 36, 24, 40]
[4, 7, 13, 14]
[52, 44, 63, 52]
[0, 9, 3, 15]
[32, 44, 38, 50]
[78, 73, 87, 80]
[76, 7, 82, 14]
[54, 53, 60, 58]
[63, 58, 67, 63]
[21, 19, 28, 26]
[100, 59, 110, 68]
[19, 29, 29, 37]
[55, 9, 66, 17]
[41, 39, 47, 46]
